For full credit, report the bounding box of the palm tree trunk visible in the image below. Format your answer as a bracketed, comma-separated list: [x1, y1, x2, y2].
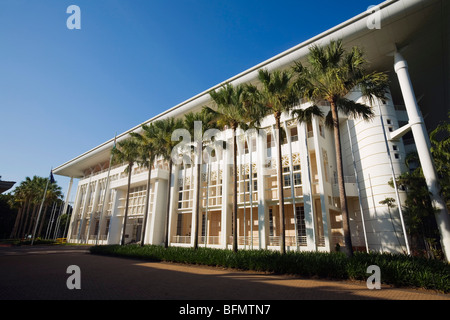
[232, 126, 238, 252]
[26, 204, 38, 237]
[140, 163, 152, 246]
[10, 206, 23, 239]
[275, 113, 286, 254]
[330, 100, 353, 257]
[18, 199, 31, 237]
[164, 159, 173, 248]
[37, 204, 49, 238]
[121, 164, 133, 245]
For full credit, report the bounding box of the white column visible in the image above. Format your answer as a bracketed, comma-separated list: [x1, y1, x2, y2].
[220, 132, 232, 249]
[77, 180, 92, 242]
[298, 121, 316, 251]
[256, 128, 269, 249]
[85, 180, 100, 243]
[311, 116, 330, 251]
[167, 164, 180, 247]
[284, 121, 298, 250]
[394, 52, 450, 261]
[62, 177, 74, 239]
[67, 183, 82, 242]
[190, 138, 202, 247]
[108, 189, 122, 244]
[149, 178, 168, 245]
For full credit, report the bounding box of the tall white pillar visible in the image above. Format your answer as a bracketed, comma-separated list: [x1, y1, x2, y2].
[298, 121, 316, 251]
[394, 51, 450, 262]
[86, 180, 100, 243]
[256, 128, 269, 249]
[67, 182, 81, 242]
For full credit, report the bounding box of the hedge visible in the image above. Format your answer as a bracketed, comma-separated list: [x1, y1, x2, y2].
[89, 244, 450, 293]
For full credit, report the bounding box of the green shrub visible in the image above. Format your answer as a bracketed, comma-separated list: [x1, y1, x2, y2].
[89, 245, 450, 293]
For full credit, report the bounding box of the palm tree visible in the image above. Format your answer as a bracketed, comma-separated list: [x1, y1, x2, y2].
[152, 117, 185, 248]
[112, 137, 141, 245]
[255, 68, 302, 254]
[9, 178, 29, 238]
[293, 39, 389, 256]
[37, 181, 62, 238]
[130, 123, 160, 246]
[183, 110, 219, 249]
[204, 83, 256, 252]
[24, 176, 51, 238]
[18, 176, 39, 238]
[10, 176, 62, 240]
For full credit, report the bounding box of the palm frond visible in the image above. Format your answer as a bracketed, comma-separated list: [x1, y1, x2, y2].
[291, 105, 324, 123]
[336, 97, 374, 121]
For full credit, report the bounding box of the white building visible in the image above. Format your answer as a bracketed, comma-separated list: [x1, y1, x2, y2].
[53, 0, 450, 256]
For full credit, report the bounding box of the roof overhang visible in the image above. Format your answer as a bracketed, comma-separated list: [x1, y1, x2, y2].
[0, 181, 16, 194]
[53, 0, 448, 178]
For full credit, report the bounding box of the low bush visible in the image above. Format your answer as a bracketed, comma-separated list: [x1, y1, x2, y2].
[89, 245, 450, 293]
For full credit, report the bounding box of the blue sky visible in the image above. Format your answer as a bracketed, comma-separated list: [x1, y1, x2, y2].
[0, 0, 378, 199]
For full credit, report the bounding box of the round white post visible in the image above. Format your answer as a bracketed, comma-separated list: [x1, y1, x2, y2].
[394, 51, 450, 262]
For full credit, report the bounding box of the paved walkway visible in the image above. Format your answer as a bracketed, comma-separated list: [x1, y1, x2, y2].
[0, 245, 448, 302]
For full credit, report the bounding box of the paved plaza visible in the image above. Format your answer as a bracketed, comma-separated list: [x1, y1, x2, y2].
[0, 245, 448, 307]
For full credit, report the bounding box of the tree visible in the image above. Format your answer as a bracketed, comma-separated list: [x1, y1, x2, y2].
[9, 176, 62, 239]
[37, 181, 62, 238]
[130, 123, 160, 246]
[389, 113, 450, 259]
[255, 68, 308, 254]
[205, 83, 256, 252]
[183, 110, 219, 249]
[1, 194, 17, 239]
[293, 39, 389, 256]
[151, 117, 185, 248]
[390, 168, 441, 258]
[112, 137, 141, 246]
[429, 112, 450, 209]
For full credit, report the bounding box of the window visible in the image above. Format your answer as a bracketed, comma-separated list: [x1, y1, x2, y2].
[176, 214, 183, 236]
[393, 145, 398, 151]
[266, 133, 272, 148]
[201, 214, 206, 237]
[319, 122, 325, 138]
[248, 180, 257, 192]
[323, 150, 329, 182]
[284, 175, 291, 187]
[295, 206, 306, 238]
[290, 127, 298, 142]
[394, 153, 400, 159]
[294, 173, 302, 186]
[178, 186, 183, 209]
[269, 209, 274, 236]
[387, 119, 392, 125]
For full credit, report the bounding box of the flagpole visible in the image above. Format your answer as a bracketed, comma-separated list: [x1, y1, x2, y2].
[31, 171, 53, 246]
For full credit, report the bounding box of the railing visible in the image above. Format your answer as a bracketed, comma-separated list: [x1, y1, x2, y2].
[172, 235, 191, 244]
[333, 175, 356, 184]
[198, 236, 221, 245]
[268, 236, 307, 247]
